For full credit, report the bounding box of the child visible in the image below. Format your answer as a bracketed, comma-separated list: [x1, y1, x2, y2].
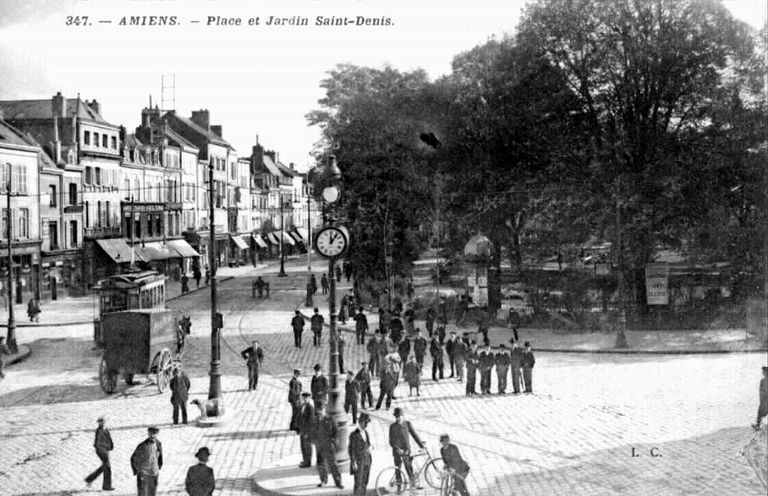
[404, 355, 421, 397]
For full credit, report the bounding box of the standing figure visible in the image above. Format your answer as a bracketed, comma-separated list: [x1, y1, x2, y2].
[169, 368, 191, 424]
[344, 370, 360, 424]
[388, 408, 425, 489]
[413, 331, 427, 369]
[0, 336, 12, 380]
[264, 281, 270, 298]
[297, 392, 315, 468]
[429, 335, 444, 382]
[291, 310, 305, 348]
[348, 412, 373, 496]
[397, 336, 411, 369]
[354, 307, 368, 345]
[184, 447, 215, 496]
[495, 344, 510, 394]
[522, 341, 535, 393]
[311, 308, 324, 347]
[366, 333, 380, 377]
[180, 274, 189, 294]
[404, 356, 421, 397]
[193, 267, 201, 288]
[321, 273, 329, 294]
[85, 416, 114, 491]
[389, 315, 403, 345]
[311, 364, 329, 405]
[310, 273, 318, 295]
[506, 309, 520, 343]
[27, 296, 41, 323]
[338, 333, 346, 374]
[465, 342, 479, 395]
[378, 333, 393, 378]
[375, 362, 396, 410]
[355, 362, 373, 410]
[439, 434, 470, 496]
[509, 341, 524, 394]
[288, 369, 303, 433]
[130, 427, 163, 496]
[378, 308, 390, 334]
[254, 276, 265, 298]
[753, 366, 768, 430]
[425, 307, 436, 338]
[339, 293, 348, 325]
[335, 265, 342, 282]
[453, 336, 467, 383]
[437, 326, 446, 346]
[240, 340, 264, 391]
[445, 332, 458, 378]
[312, 401, 344, 489]
[478, 345, 494, 395]
[403, 306, 415, 335]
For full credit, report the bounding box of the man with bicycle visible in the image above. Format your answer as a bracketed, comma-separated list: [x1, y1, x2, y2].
[388, 408, 425, 489]
[439, 434, 470, 496]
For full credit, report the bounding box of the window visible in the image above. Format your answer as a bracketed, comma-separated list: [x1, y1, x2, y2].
[105, 201, 110, 227]
[97, 201, 102, 227]
[94, 167, 101, 185]
[84, 131, 90, 145]
[155, 214, 162, 236]
[111, 136, 117, 149]
[69, 183, 77, 205]
[124, 178, 131, 198]
[49, 185, 57, 207]
[85, 201, 90, 227]
[17, 208, 28, 238]
[134, 179, 140, 201]
[134, 216, 141, 239]
[102, 134, 108, 148]
[93, 132, 99, 147]
[70, 220, 78, 248]
[85, 167, 92, 185]
[12, 165, 27, 194]
[48, 221, 58, 249]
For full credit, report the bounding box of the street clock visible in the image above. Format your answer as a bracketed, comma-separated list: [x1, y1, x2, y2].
[314, 225, 350, 259]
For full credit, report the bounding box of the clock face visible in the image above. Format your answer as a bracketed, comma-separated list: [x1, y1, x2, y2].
[315, 227, 348, 258]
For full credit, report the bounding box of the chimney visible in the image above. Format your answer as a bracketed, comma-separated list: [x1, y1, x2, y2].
[265, 150, 276, 163]
[53, 116, 61, 163]
[88, 99, 101, 116]
[289, 162, 295, 171]
[211, 125, 223, 138]
[52, 92, 66, 118]
[190, 109, 210, 130]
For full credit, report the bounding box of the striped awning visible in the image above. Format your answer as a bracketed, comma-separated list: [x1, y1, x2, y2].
[252, 234, 268, 249]
[267, 232, 280, 245]
[230, 235, 249, 250]
[166, 239, 200, 258]
[288, 231, 303, 244]
[281, 231, 295, 246]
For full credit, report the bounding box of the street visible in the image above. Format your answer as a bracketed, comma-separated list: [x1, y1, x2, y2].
[0, 260, 764, 495]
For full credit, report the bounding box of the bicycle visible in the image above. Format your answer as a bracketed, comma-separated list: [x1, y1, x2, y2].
[440, 469, 467, 496]
[375, 448, 444, 495]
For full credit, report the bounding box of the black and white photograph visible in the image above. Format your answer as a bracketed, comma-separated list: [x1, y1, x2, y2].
[0, 0, 766, 494]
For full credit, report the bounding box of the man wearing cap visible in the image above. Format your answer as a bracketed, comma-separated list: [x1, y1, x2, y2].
[509, 341, 524, 394]
[312, 401, 344, 489]
[366, 333, 381, 377]
[311, 364, 329, 405]
[130, 427, 163, 496]
[344, 370, 360, 424]
[413, 330, 427, 369]
[389, 408, 425, 488]
[297, 392, 316, 468]
[478, 344, 494, 395]
[311, 308, 325, 347]
[184, 447, 214, 496]
[439, 434, 470, 496]
[291, 310, 305, 348]
[170, 367, 191, 424]
[85, 416, 114, 491]
[348, 412, 373, 496]
[522, 341, 535, 393]
[429, 334, 444, 382]
[355, 361, 373, 410]
[288, 369, 303, 433]
[753, 366, 768, 430]
[354, 306, 368, 345]
[465, 342, 479, 395]
[454, 335, 467, 383]
[495, 345, 510, 394]
[445, 332, 458, 378]
[240, 340, 264, 391]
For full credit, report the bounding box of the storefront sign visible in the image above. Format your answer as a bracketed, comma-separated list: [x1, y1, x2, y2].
[645, 263, 669, 305]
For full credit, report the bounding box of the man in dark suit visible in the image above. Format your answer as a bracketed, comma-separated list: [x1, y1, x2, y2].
[130, 426, 163, 496]
[366, 333, 381, 377]
[291, 310, 305, 348]
[439, 434, 470, 496]
[348, 412, 373, 496]
[397, 335, 411, 368]
[388, 408, 425, 489]
[288, 369, 302, 433]
[445, 332, 457, 378]
[344, 370, 360, 424]
[184, 447, 214, 496]
[375, 361, 396, 411]
[510, 340, 524, 394]
[297, 393, 315, 468]
[429, 335, 444, 381]
[522, 341, 536, 393]
[478, 345, 494, 394]
[240, 341, 264, 391]
[85, 416, 114, 490]
[311, 308, 325, 347]
[312, 401, 344, 489]
[354, 307, 368, 345]
[495, 344, 510, 394]
[355, 361, 373, 410]
[170, 368, 191, 424]
[413, 330, 427, 369]
[454, 336, 467, 383]
[311, 364, 329, 405]
[465, 342, 479, 396]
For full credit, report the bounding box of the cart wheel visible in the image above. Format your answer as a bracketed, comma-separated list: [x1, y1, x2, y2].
[124, 373, 135, 385]
[99, 355, 118, 394]
[156, 348, 172, 393]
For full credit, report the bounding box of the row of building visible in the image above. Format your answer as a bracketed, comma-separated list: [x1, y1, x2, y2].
[0, 93, 322, 301]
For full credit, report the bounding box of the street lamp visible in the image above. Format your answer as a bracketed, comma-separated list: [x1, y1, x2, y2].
[278, 195, 287, 277]
[4, 163, 17, 353]
[207, 162, 224, 416]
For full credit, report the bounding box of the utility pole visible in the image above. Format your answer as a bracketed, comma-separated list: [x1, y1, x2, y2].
[130, 195, 135, 267]
[307, 193, 312, 272]
[5, 163, 16, 353]
[278, 195, 286, 277]
[615, 193, 628, 349]
[208, 163, 222, 404]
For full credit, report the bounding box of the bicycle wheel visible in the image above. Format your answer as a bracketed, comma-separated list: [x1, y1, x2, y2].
[440, 473, 466, 496]
[375, 466, 410, 495]
[423, 458, 445, 489]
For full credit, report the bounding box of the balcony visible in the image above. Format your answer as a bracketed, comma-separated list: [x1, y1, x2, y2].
[84, 226, 121, 238]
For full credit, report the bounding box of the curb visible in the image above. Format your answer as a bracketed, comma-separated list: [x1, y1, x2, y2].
[166, 276, 235, 302]
[5, 344, 31, 367]
[533, 346, 768, 355]
[0, 320, 93, 329]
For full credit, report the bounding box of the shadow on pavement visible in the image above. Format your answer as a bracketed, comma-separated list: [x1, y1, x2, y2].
[0, 384, 105, 408]
[205, 429, 294, 441]
[0, 420, 182, 440]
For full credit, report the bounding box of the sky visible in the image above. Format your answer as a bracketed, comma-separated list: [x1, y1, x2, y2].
[0, 0, 765, 170]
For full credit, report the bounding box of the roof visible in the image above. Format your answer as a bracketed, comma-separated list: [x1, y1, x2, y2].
[163, 127, 198, 151]
[0, 98, 112, 125]
[168, 114, 230, 148]
[0, 118, 39, 148]
[123, 134, 144, 148]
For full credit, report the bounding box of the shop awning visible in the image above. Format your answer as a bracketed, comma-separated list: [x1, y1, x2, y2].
[96, 238, 139, 264]
[230, 235, 249, 250]
[252, 234, 268, 249]
[296, 228, 310, 242]
[166, 239, 200, 258]
[267, 232, 280, 245]
[135, 242, 176, 261]
[288, 231, 303, 244]
[281, 231, 296, 246]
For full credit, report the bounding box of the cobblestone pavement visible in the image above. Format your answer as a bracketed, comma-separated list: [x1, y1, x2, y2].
[0, 261, 765, 495]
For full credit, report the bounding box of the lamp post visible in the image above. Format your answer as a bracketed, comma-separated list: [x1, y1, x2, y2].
[278, 195, 287, 277]
[4, 163, 16, 353]
[207, 162, 223, 410]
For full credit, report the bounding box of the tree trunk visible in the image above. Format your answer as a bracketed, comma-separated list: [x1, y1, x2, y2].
[488, 238, 503, 311]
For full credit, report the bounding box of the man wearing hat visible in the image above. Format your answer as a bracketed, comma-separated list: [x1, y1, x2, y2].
[495, 345, 510, 394]
[366, 332, 381, 377]
[297, 392, 316, 467]
[170, 367, 191, 424]
[85, 416, 114, 491]
[312, 401, 344, 489]
[375, 358, 397, 411]
[478, 344, 494, 394]
[522, 341, 535, 393]
[288, 369, 303, 433]
[445, 331, 458, 378]
[413, 330, 427, 369]
[509, 340, 524, 394]
[355, 361, 373, 410]
[465, 342, 479, 396]
[454, 335, 467, 383]
[240, 340, 264, 391]
[439, 434, 470, 496]
[348, 412, 373, 496]
[429, 334, 445, 382]
[184, 447, 214, 496]
[311, 308, 325, 347]
[388, 408, 425, 489]
[354, 306, 368, 345]
[344, 370, 361, 424]
[130, 426, 163, 496]
[754, 366, 768, 430]
[291, 310, 305, 349]
[311, 364, 329, 405]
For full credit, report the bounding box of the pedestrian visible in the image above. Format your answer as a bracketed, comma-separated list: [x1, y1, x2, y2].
[291, 310, 305, 348]
[454, 335, 467, 383]
[439, 434, 470, 496]
[522, 341, 535, 393]
[437, 325, 446, 346]
[335, 265, 342, 282]
[389, 314, 403, 344]
[375, 360, 396, 410]
[366, 333, 380, 376]
[344, 370, 360, 424]
[509, 340, 524, 394]
[465, 342, 479, 395]
[354, 306, 368, 345]
[254, 276, 265, 298]
[310, 273, 318, 295]
[184, 447, 215, 496]
[193, 267, 201, 288]
[404, 356, 421, 397]
[406, 279, 414, 301]
[344, 261, 353, 282]
[355, 361, 373, 410]
[297, 392, 315, 468]
[478, 312, 491, 347]
[339, 294, 348, 325]
[264, 281, 270, 298]
[403, 305, 415, 335]
[456, 294, 468, 325]
[0, 336, 11, 380]
[321, 273, 329, 294]
[379, 333, 393, 378]
[753, 366, 768, 430]
[130, 426, 163, 496]
[348, 412, 373, 496]
[27, 296, 41, 323]
[288, 369, 303, 433]
[495, 344, 510, 394]
[388, 352, 402, 397]
[170, 367, 191, 424]
[310, 308, 324, 347]
[85, 416, 114, 491]
[397, 335, 410, 367]
[311, 363, 329, 405]
[338, 332, 346, 374]
[425, 307, 436, 338]
[478, 345, 494, 394]
[413, 330, 427, 369]
[506, 309, 520, 343]
[204, 268, 210, 286]
[181, 273, 189, 294]
[312, 400, 344, 489]
[429, 334, 444, 381]
[240, 340, 264, 391]
[445, 331, 458, 378]
[388, 408, 425, 489]
[378, 307, 390, 333]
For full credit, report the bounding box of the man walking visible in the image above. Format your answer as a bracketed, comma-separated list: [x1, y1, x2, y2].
[366, 333, 380, 377]
[388, 408, 425, 489]
[413, 330, 427, 369]
[753, 366, 768, 430]
[478, 345, 494, 395]
[130, 427, 163, 496]
[510, 341, 524, 394]
[425, 307, 436, 338]
[288, 369, 303, 433]
[311, 308, 325, 347]
[375, 361, 396, 411]
[348, 412, 373, 496]
[297, 392, 315, 468]
[397, 335, 410, 368]
[344, 370, 360, 424]
[254, 276, 265, 298]
[184, 447, 214, 496]
[169, 367, 191, 424]
[321, 273, 329, 294]
[354, 307, 368, 345]
[240, 340, 264, 391]
[454, 336, 467, 383]
[312, 401, 344, 489]
[355, 361, 373, 410]
[445, 332, 458, 378]
[311, 364, 329, 405]
[85, 416, 114, 491]
[522, 341, 535, 393]
[495, 344, 510, 394]
[291, 310, 305, 348]
[465, 342, 479, 395]
[429, 334, 444, 382]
